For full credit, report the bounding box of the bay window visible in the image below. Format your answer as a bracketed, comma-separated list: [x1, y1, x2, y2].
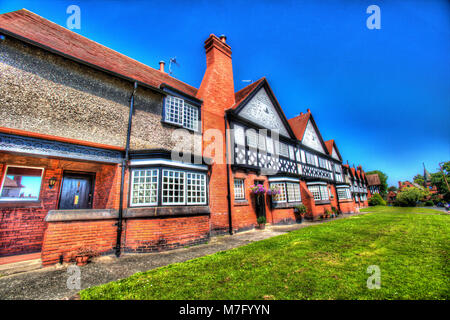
[270, 180, 301, 204]
[130, 167, 207, 206]
[307, 183, 329, 202]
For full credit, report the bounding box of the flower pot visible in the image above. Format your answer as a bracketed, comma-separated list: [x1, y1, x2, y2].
[258, 223, 265, 230]
[75, 255, 89, 266]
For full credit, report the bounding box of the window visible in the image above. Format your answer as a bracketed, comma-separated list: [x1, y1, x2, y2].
[305, 152, 315, 165]
[164, 95, 199, 131]
[300, 150, 306, 163]
[183, 102, 199, 131]
[131, 169, 159, 206]
[0, 166, 44, 201]
[337, 188, 351, 200]
[162, 169, 185, 205]
[270, 182, 287, 203]
[234, 179, 245, 200]
[319, 157, 327, 169]
[308, 184, 329, 201]
[279, 143, 289, 157]
[186, 172, 207, 205]
[266, 136, 274, 154]
[246, 129, 258, 148]
[234, 125, 245, 146]
[289, 146, 295, 160]
[308, 185, 321, 200]
[131, 167, 207, 206]
[286, 183, 301, 202]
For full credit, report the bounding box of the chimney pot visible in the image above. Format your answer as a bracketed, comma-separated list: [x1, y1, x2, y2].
[219, 34, 227, 43]
[300, 112, 303, 116]
[307, 108, 311, 113]
[159, 61, 165, 72]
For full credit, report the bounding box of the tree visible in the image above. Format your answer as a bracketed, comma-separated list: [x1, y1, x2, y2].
[366, 170, 388, 197]
[388, 186, 397, 192]
[413, 174, 425, 186]
[395, 186, 429, 207]
[368, 193, 386, 206]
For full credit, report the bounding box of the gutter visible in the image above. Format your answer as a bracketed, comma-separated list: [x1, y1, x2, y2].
[115, 81, 138, 257]
[224, 114, 233, 235]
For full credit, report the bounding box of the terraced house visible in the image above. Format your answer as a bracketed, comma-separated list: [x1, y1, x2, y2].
[0, 9, 372, 266]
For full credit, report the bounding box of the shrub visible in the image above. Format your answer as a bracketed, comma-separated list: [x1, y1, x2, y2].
[257, 216, 266, 225]
[294, 204, 307, 214]
[369, 193, 386, 206]
[425, 200, 434, 206]
[394, 187, 427, 207]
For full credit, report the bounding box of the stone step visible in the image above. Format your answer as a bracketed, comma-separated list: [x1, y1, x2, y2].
[0, 258, 42, 277]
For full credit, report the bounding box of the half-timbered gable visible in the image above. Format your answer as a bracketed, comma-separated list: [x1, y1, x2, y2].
[227, 79, 299, 176]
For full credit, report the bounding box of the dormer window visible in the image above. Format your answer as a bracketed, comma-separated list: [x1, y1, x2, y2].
[164, 95, 199, 131]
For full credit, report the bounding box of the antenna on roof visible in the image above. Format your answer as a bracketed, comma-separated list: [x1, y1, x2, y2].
[168, 57, 179, 75]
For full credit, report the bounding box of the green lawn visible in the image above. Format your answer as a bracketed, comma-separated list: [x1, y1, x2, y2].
[80, 206, 449, 300]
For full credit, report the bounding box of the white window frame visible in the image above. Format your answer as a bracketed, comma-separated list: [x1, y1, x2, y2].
[162, 169, 186, 205]
[270, 182, 287, 203]
[130, 169, 159, 206]
[164, 95, 199, 131]
[286, 182, 301, 202]
[233, 178, 245, 200]
[234, 125, 246, 146]
[0, 165, 44, 202]
[308, 185, 321, 201]
[246, 129, 258, 149]
[186, 172, 207, 205]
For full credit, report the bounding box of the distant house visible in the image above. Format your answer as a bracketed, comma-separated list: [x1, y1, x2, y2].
[1, 176, 24, 198]
[367, 174, 382, 194]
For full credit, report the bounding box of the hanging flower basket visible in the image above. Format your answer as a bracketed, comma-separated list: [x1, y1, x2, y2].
[249, 184, 266, 195]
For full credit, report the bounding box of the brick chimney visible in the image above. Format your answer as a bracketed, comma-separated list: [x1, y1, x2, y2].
[197, 34, 235, 116]
[196, 34, 235, 235]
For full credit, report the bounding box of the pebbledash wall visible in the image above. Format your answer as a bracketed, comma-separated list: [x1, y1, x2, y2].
[0, 9, 372, 266]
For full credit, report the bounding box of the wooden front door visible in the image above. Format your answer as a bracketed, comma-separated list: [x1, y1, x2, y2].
[254, 180, 266, 219]
[58, 172, 94, 209]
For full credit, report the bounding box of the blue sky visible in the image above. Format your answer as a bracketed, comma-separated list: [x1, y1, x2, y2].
[1, 0, 449, 186]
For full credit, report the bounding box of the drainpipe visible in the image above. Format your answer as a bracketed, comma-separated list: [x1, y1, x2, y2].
[224, 114, 233, 235]
[115, 81, 138, 257]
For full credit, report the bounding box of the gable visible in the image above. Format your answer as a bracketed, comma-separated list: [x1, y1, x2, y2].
[237, 88, 290, 137]
[302, 120, 326, 153]
[331, 147, 340, 160]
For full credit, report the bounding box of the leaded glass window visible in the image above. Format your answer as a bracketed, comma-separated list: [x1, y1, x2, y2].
[131, 169, 159, 206]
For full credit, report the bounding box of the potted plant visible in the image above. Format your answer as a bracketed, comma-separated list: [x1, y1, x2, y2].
[323, 209, 330, 219]
[294, 204, 307, 223]
[74, 246, 99, 266]
[257, 216, 267, 229]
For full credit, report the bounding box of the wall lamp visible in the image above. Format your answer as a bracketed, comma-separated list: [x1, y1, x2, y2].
[49, 176, 57, 189]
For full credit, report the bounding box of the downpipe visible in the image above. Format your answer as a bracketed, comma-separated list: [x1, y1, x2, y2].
[115, 81, 138, 257]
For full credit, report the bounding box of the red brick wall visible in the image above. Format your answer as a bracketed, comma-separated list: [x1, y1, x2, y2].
[124, 215, 210, 253]
[338, 200, 355, 213]
[0, 153, 120, 257]
[41, 219, 117, 265]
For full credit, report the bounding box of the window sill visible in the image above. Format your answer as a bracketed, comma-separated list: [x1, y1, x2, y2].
[234, 199, 249, 206]
[0, 201, 43, 209]
[338, 199, 353, 203]
[272, 201, 302, 209]
[314, 200, 331, 205]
